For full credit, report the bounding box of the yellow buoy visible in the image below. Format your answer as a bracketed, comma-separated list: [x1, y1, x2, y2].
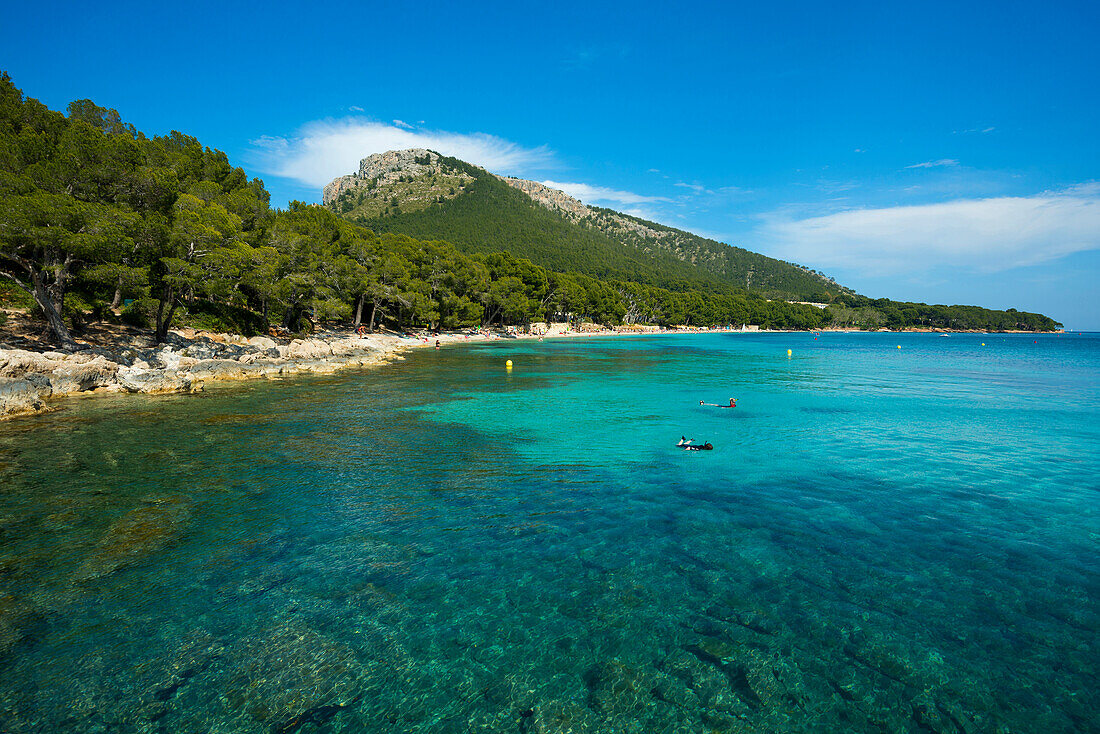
[897, 345, 901, 349]
[981, 343, 985, 346]
[505, 359, 513, 368]
[787, 349, 792, 357]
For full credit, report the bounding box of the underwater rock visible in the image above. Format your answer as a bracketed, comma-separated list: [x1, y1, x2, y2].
[583, 658, 658, 717]
[0, 593, 31, 658]
[524, 699, 598, 734]
[76, 495, 193, 581]
[218, 619, 363, 731]
[659, 646, 755, 720]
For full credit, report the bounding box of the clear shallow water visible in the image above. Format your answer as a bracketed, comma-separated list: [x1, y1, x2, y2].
[0, 332, 1097, 733]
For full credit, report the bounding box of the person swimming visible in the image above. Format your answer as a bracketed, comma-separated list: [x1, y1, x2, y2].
[682, 441, 714, 451]
[677, 436, 693, 447]
[700, 398, 737, 408]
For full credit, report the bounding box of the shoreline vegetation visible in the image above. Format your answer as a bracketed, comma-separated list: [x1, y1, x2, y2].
[0, 71, 1064, 420]
[0, 310, 1062, 420]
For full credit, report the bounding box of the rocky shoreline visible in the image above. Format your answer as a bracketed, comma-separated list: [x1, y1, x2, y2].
[0, 322, 1061, 420]
[0, 329, 411, 420]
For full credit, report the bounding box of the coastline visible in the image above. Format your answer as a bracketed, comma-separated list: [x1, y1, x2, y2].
[0, 328, 414, 421]
[0, 320, 1061, 420]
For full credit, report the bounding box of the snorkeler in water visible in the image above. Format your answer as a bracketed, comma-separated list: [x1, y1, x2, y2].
[700, 398, 737, 408]
[681, 441, 714, 451]
[677, 436, 693, 447]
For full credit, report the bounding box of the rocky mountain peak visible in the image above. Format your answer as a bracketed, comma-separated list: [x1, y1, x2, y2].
[355, 148, 439, 178]
[501, 178, 591, 219]
[322, 148, 479, 209]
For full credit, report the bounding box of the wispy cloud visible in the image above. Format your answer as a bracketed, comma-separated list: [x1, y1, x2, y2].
[756, 184, 1100, 276]
[392, 119, 413, 129]
[539, 180, 671, 206]
[675, 182, 707, 194]
[251, 118, 554, 189]
[348, 105, 363, 113]
[562, 43, 630, 69]
[906, 158, 960, 169]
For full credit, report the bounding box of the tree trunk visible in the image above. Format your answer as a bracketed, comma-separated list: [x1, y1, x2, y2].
[354, 294, 364, 326]
[110, 274, 123, 310]
[155, 285, 177, 344]
[32, 273, 77, 349]
[368, 300, 378, 333]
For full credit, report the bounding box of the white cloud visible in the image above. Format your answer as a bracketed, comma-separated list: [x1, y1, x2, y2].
[392, 119, 413, 129]
[620, 206, 660, 221]
[906, 158, 960, 169]
[539, 180, 671, 206]
[348, 105, 364, 112]
[251, 118, 554, 188]
[756, 184, 1100, 276]
[675, 182, 706, 194]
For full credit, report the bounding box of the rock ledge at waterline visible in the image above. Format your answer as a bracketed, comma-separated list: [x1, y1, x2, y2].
[0, 331, 408, 419]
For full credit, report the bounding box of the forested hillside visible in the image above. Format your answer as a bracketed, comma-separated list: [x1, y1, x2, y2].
[0, 72, 1061, 347]
[328, 150, 844, 301]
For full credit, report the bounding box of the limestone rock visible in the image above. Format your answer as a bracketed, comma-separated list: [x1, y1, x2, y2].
[286, 338, 333, 360]
[48, 355, 118, 393]
[116, 367, 197, 394]
[187, 359, 248, 380]
[0, 349, 56, 379]
[0, 377, 48, 417]
[247, 335, 277, 350]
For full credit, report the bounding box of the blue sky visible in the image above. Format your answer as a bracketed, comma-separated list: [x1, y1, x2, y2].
[3, 0, 1098, 327]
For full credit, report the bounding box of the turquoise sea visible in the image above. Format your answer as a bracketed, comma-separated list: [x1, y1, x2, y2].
[0, 332, 1097, 733]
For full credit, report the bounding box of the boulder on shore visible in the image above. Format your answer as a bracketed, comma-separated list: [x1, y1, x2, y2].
[0, 377, 49, 417]
[116, 367, 200, 394]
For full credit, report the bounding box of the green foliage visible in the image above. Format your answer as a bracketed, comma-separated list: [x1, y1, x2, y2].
[121, 297, 158, 328]
[0, 71, 1063, 341]
[178, 299, 266, 336]
[336, 161, 840, 301]
[827, 295, 1061, 331]
[0, 279, 35, 308]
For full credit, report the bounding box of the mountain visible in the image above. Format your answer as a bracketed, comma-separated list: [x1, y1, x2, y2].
[323, 149, 846, 302]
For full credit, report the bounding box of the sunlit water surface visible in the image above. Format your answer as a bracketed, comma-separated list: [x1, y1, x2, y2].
[0, 332, 1097, 733]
